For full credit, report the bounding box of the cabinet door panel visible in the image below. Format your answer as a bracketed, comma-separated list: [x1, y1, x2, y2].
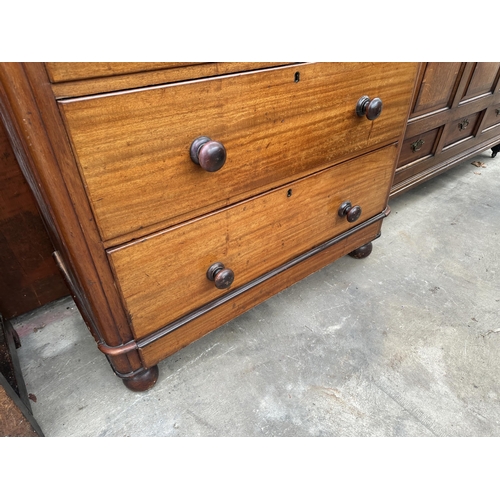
[411, 63, 463, 117]
[462, 63, 500, 101]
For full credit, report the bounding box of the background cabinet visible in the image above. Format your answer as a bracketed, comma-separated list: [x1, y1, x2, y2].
[0, 120, 68, 318]
[391, 62, 500, 196]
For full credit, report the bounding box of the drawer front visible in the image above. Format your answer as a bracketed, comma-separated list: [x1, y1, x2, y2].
[397, 127, 441, 168]
[108, 144, 397, 339]
[46, 62, 291, 84]
[139, 221, 384, 368]
[481, 105, 500, 131]
[46, 63, 205, 82]
[443, 111, 482, 149]
[60, 62, 418, 242]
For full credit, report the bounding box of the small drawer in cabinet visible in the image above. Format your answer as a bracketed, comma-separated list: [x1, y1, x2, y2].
[397, 127, 441, 168]
[59, 62, 418, 243]
[443, 111, 482, 149]
[481, 106, 500, 132]
[107, 144, 397, 339]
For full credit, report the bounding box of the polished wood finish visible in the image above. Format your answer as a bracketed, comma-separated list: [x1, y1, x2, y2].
[392, 62, 500, 197]
[0, 63, 143, 380]
[0, 62, 418, 391]
[49, 62, 294, 99]
[122, 364, 159, 392]
[59, 62, 417, 244]
[190, 136, 227, 172]
[207, 263, 235, 290]
[356, 95, 383, 120]
[0, 120, 68, 318]
[108, 145, 397, 339]
[45, 62, 206, 82]
[349, 242, 373, 259]
[338, 201, 362, 223]
[138, 221, 382, 367]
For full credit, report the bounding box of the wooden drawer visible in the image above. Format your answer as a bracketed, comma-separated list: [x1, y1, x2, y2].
[443, 111, 482, 149]
[138, 220, 384, 368]
[59, 62, 417, 244]
[482, 106, 500, 131]
[107, 144, 397, 339]
[45, 62, 292, 84]
[45, 63, 205, 82]
[397, 127, 440, 168]
[47, 63, 296, 98]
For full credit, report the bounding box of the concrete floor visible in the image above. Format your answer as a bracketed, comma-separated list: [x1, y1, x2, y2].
[12, 150, 500, 437]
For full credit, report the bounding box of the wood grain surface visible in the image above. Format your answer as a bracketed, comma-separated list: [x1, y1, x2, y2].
[48, 63, 295, 98]
[60, 62, 418, 244]
[138, 220, 382, 367]
[0, 119, 68, 318]
[0, 63, 144, 377]
[108, 145, 397, 339]
[45, 62, 205, 82]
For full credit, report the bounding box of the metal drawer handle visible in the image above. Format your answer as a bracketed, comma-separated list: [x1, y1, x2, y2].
[458, 118, 470, 131]
[411, 139, 425, 152]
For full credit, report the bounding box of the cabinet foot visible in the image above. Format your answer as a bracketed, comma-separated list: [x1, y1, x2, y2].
[348, 242, 373, 259]
[122, 365, 159, 392]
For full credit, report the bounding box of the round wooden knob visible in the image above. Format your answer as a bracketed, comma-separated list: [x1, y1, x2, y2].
[356, 96, 383, 120]
[206, 262, 234, 289]
[190, 136, 226, 172]
[338, 201, 362, 223]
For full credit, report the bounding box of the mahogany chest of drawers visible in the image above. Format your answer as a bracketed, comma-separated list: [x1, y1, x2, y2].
[0, 63, 418, 391]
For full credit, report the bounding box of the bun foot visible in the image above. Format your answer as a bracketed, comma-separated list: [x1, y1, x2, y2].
[122, 365, 159, 392]
[349, 242, 373, 259]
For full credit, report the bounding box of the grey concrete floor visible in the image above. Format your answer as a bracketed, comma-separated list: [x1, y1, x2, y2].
[12, 150, 500, 437]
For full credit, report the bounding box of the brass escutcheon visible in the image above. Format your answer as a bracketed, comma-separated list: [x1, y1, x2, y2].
[411, 139, 424, 152]
[458, 118, 470, 130]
